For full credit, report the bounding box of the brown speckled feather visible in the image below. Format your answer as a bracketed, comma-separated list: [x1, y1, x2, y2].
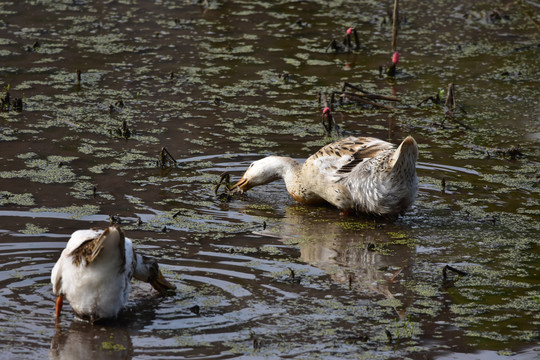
[69, 226, 126, 268]
[307, 137, 394, 181]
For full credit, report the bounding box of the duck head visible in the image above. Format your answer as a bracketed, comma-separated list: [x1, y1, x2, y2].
[135, 256, 176, 294]
[230, 156, 283, 194]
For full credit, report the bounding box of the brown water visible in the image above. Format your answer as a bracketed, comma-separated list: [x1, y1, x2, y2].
[0, 0, 539, 359]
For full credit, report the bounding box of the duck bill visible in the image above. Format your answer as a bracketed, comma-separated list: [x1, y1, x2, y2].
[151, 271, 176, 294]
[229, 177, 251, 194]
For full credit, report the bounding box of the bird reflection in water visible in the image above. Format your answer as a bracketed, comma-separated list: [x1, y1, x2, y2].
[50, 284, 163, 360]
[255, 206, 416, 319]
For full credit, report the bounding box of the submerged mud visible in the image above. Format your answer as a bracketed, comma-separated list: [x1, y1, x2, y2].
[0, 0, 539, 359]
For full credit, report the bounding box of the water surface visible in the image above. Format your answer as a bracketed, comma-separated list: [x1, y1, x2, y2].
[0, 0, 538, 359]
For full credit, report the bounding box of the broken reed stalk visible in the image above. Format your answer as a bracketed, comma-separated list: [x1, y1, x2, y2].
[353, 28, 360, 49]
[345, 33, 352, 51]
[320, 92, 330, 110]
[342, 81, 368, 94]
[392, 0, 399, 52]
[1, 91, 10, 111]
[319, 92, 339, 136]
[417, 83, 472, 130]
[343, 90, 400, 102]
[120, 120, 131, 138]
[445, 82, 456, 111]
[417, 93, 441, 107]
[159, 147, 176, 167]
[441, 177, 446, 193]
[442, 264, 468, 281]
[442, 83, 473, 129]
[337, 92, 394, 110]
[345, 28, 360, 51]
[320, 92, 332, 134]
[214, 172, 231, 195]
[325, 38, 340, 53]
[342, 82, 400, 101]
[335, 82, 400, 110]
[328, 28, 360, 54]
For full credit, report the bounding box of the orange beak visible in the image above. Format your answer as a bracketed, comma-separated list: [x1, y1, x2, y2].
[229, 176, 250, 194]
[150, 271, 176, 294]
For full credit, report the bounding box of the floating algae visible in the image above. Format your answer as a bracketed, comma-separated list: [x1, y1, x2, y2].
[0, 191, 35, 206]
[31, 205, 100, 219]
[0, 0, 538, 358]
[1, 153, 79, 184]
[19, 223, 49, 235]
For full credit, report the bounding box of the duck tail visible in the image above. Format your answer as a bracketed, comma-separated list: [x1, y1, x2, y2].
[389, 136, 418, 172]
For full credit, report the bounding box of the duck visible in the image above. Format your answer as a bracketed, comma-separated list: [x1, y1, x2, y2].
[51, 225, 175, 323]
[230, 135, 418, 217]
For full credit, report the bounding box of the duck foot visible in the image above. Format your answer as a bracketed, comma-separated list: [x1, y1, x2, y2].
[55, 295, 63, 318]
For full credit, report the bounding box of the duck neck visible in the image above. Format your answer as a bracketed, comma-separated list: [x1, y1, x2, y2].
[133, 253, 151, 282]
[272, 156, 302, 195]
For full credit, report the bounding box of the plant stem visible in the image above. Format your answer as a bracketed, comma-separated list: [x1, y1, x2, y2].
[392, 0, 399, 52]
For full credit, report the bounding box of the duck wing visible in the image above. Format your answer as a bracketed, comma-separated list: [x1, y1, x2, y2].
[51, 229, 101, 295]
[68, 227, 125, 267]
[307, 137, 394, 182]
[62, 228, 103, 255]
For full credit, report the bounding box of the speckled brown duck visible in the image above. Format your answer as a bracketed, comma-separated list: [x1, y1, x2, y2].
[231, 136, 418, 217]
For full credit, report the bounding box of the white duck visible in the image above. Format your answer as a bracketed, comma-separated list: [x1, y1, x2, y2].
[230, 136, 418, 217]
[51, 225, 175, 322]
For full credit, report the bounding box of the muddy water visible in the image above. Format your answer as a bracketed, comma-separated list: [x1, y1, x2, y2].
[0, 0, 539, 359]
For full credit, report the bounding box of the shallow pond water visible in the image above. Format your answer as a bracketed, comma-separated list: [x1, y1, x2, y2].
[0, 0, 539, 359]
